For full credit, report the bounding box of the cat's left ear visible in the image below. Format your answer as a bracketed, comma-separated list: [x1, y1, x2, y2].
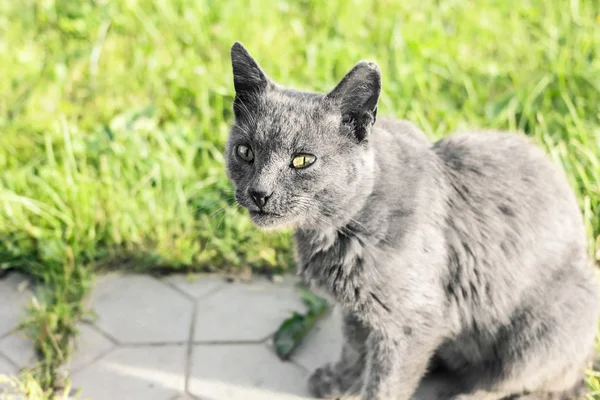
[326, 61, 381, 142]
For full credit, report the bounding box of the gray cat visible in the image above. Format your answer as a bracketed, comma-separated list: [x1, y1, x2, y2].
[224, 42, 599, 400]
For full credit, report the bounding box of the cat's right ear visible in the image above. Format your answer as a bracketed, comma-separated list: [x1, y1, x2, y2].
[230, 42, 269, 99]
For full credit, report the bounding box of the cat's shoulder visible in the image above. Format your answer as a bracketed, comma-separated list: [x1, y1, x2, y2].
[374, 117, 431, 148]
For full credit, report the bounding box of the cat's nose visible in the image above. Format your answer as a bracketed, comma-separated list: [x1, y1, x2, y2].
[249, 189, 271, 209]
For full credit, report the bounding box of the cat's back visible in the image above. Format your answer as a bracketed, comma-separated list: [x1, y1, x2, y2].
[433, 130, 548, 175]
[431, 131, 598, 375]
[433, 131, 575, 199]
[432, 130, 588, 281]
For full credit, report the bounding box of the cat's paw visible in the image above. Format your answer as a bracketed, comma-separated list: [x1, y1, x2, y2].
[308, 364, 346, 399]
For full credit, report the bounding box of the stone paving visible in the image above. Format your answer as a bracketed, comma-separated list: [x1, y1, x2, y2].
[0, 273, 35, 379]
[0, 272, 343, 400]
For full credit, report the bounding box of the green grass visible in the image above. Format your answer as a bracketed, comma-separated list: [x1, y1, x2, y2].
[0, 0, 598, 397]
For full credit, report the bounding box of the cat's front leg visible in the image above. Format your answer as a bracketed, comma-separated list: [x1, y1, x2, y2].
[308, 310, 369, 398]
[361, 320, 443, 400]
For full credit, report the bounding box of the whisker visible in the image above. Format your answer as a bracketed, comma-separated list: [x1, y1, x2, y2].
[209, 201, 237, 218]
[192, 197, 237, 213]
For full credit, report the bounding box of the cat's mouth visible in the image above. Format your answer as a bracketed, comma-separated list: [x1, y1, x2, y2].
[248, 210, 289, 230]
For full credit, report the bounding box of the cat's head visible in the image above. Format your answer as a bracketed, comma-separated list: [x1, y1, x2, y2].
[225, 42, 381, 231]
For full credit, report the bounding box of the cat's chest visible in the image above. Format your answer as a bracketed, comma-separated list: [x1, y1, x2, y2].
[294, 229, 371, 306]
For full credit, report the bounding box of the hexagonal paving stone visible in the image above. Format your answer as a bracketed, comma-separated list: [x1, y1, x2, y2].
[189, 343, 312, 400]
[0, 273, 32, 336]
[162, 274, 226, 299]
[0, 353, 17, 375]
[291, 306, 343, 372]
[0, 330, 37, 369]
[195, 280, 305, 342]
[68, 324, 116, 372]
[91, 274, 194, 344]
[71, 345, 186, 400]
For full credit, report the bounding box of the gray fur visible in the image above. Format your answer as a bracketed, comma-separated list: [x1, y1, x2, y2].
[225, 42, 599, 400]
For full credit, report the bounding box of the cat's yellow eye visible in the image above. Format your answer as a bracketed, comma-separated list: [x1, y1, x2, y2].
[291, 154, 316, 169]
[236, 144, 254, 162]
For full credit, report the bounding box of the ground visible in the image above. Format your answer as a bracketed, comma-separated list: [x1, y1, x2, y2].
[0, 272, 339, 400]
[1, 272, 599, 399]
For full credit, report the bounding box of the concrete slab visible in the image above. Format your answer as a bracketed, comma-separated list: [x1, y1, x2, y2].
[291, 306, 343, 372]
[0, 273, 32, 336]
[0, 353, 17, 376]
[189, 343, 312, 400]
[91, 275, 194, 344]
[0, 330, 37, 368]
[195, 280, 305, 342]
[71, 345, 186, 400]
[162, 274, 226, 299]
[64, 274, 343, 399]
[69, 324, 116, 372]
